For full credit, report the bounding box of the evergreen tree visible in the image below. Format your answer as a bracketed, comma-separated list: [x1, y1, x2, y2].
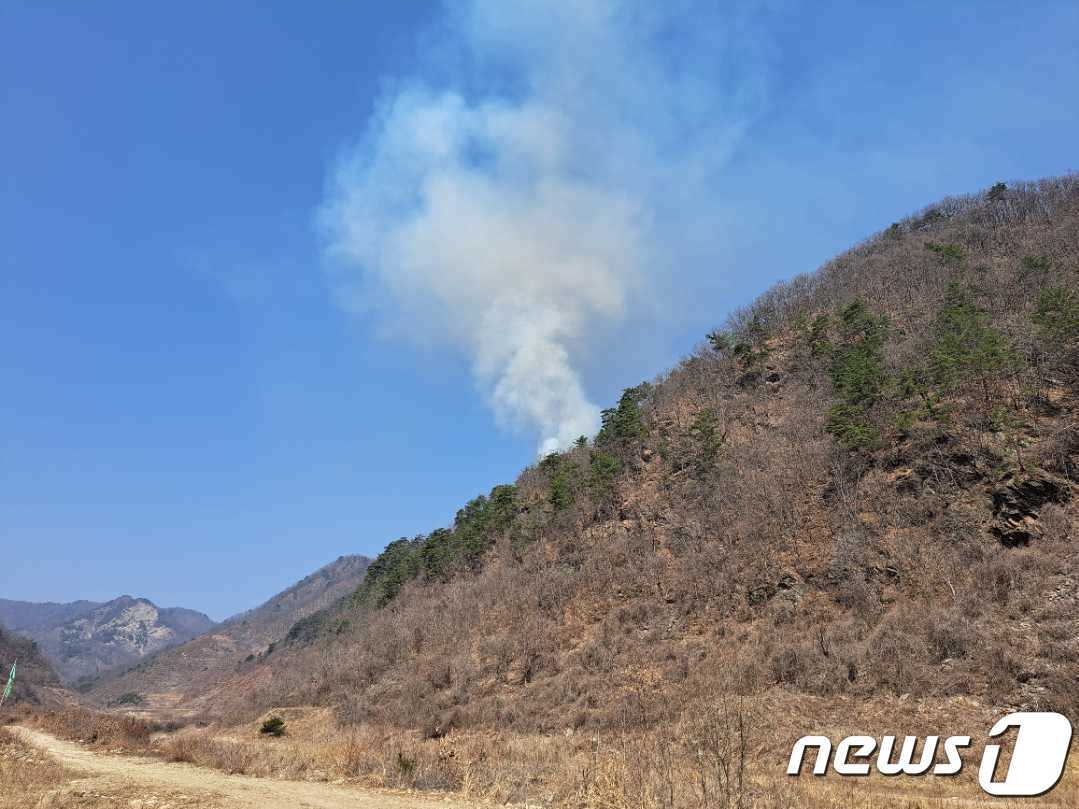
[931, 283, 1017, 402]
[825, 299, 889, 449]
[597, 383, 651, 446]
[1032, 286, 1079, 343]
[587, 451, 621, 500]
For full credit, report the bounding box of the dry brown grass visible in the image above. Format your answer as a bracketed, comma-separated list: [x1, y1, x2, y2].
[9, 698, 1079, 808]
[0, 730, 66, 808]
[40, 696, 1063, 809]
[27, 707, 153, 751]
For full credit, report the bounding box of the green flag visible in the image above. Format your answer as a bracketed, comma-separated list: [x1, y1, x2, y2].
[2, 661, 15, 702]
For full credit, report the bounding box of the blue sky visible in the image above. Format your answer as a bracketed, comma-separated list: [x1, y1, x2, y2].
[2, 1, 1077, 620]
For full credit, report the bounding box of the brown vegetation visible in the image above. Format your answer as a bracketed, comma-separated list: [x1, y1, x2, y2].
[214, 176, 1079, 742]
[0, 627, 64, 708]
[9, 176, 1079, 808]
[12, 696, 1079, 808]
[26, 707, 155, 750]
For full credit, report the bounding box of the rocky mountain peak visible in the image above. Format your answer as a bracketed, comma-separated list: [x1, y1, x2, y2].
[0, 596, 214, 685]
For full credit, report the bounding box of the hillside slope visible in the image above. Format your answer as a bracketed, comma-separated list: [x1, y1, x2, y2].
[0, 624, 65, 707]
[88, 555, 370, 709]
[205, 175, 1078, 738]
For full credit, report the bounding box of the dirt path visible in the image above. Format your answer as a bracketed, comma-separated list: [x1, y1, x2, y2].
[11, 727, 483, 809]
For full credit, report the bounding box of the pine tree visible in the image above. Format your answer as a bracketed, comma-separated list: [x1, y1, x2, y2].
[825, 299, 889, 449]
[1032, 287, 1079, 343]
[931, 283, 1017, 402]
[597, 384, 651, 446]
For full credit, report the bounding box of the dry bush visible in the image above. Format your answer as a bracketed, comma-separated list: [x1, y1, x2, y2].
[162, 731, 201, 763]
[29, 708, 152, 751]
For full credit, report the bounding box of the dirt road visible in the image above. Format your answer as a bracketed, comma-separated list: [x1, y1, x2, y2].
[12, 726, 483, 809]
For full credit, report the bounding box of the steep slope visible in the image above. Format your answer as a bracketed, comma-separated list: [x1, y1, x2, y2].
[14, 597, 215, 685]
[0, 624, 66, 707]
[206, 175, 1078, 735]
[88, 555, 370, 709]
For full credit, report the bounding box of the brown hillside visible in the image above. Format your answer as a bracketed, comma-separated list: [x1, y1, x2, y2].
[150, 179, 1077, 802]
[0, 625, 66, 708]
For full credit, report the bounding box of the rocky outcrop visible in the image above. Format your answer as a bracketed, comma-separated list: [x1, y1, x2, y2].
[86, 555, 370, 707]
[0, 599, 102, 634]
[991, 470, 1072, 546]
[4, 597, 215, 685]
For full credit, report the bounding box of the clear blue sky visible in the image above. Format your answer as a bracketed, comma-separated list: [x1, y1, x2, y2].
[2, 1, 1076, 620]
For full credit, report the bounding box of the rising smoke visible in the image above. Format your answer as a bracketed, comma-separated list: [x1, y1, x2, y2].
[322, 0, 769, 454]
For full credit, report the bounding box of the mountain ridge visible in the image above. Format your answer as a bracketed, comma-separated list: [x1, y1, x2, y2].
[0, 596, 215, 686]
[0, 599, 104, 635]
[87, 554, 371, 709]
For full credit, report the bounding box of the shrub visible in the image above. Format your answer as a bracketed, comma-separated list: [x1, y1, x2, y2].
[706, 330, 731, 353]
[926, 612, 974, 663]
[833, 300, 888, 407]
[690, 409, 726, 470]
[807, 313, 833, 357]
[729, 316, 771, 377]
[32, 708, 151, 749]
[1032, 286, 1079, 343]
[164, 733, 200, 763]
[924, 241, 965, 264]
[1020, 254, 1051, 276]
[259, 715, 286, 737]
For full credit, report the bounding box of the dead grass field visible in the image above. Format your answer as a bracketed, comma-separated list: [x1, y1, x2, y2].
[9, 695, 1078, 809]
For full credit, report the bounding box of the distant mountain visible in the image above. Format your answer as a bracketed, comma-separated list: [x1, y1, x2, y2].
[0, 596, 215, 685]
[0, 623, 65, 706]
[88, 555, 370, 709]
[0, 599, 103, 634]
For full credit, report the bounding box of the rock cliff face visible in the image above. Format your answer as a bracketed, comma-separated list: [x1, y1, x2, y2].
[87, 555, 370, 708]
[0, 597, 215, 685]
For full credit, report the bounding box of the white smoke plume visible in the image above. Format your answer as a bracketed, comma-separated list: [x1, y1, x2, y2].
[322, 0, 769, 454]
